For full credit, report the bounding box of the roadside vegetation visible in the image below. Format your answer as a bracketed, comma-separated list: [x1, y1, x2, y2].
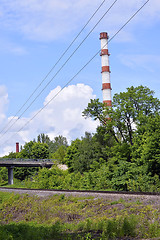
[0, 191, 160, 239]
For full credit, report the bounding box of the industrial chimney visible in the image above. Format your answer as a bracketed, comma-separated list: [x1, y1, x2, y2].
[16, 142, 19, 153]
[100, 32, 112, 106]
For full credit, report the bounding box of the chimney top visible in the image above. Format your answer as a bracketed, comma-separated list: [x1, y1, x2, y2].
[100, 32, 109, 40]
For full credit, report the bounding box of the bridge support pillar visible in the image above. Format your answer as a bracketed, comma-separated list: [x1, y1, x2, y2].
[8, 167, 14, 185]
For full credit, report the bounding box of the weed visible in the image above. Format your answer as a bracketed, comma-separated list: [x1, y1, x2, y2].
[148, 221, 160, 238]
[135, 199, 142, 205]
[0, 192, 160, 239]
[121, 215, 137, 237]
[110, 198, 125, 205]
[59, 194, 65, 201]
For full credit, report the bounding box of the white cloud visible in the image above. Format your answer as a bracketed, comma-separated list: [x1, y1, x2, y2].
[0, 0, 100, 41]
[0, 0, 159, 42]
[10, 46, 28, 55]
[119, 54, 160, 72]
[145, 0, 160, 21]
[33, 83, 98, 141]
[0, 83, 99, 156]
[97, 0, 160, 42]
[0, 37, 28, 55]
[0, 85, 8, 125]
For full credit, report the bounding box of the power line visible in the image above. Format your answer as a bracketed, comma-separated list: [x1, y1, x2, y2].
[0, 0, 118, 139]
[108, 0, 149, 43]
[0, 0, 106, 136]
[0, 0, 149, 147]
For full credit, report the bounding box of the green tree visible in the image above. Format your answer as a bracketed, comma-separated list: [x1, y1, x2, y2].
[14, 141, 49, 181]
[83, 85, 160, 146]
[31, 142, 49, 159]
[50, 135, 68, 154]
[34, 133, 68, 156]
[64, 138, 81, 172]
[37, 133, 51, 144]
[51, 145, 67, 163]
[17, 141, 49, 159]
[3, 152, 18, 159]
[16, 141, 34, 159]
[83, 85, 160, 164]
[64, 132, 107, 173]
[39, 134, 69, 156]
[133, 114, 160, 177]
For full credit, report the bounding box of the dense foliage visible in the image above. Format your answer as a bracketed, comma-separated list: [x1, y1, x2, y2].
[1, 85, 160, 192]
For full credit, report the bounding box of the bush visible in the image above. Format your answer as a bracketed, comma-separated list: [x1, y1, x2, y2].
[0, 222, 62, 240]
[0, 167, 8, 184]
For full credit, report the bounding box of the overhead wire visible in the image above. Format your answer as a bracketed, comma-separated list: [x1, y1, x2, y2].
[0, 0, 118, 140]
[0, 0, 106, 136]
[108, 0, 149, 43]
[0, 0, 149, 147]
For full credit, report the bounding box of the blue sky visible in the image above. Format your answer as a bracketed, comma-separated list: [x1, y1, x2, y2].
[0, 0, 160, 155]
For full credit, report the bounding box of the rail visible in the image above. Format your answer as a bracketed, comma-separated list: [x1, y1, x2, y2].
[0, 187, 160, 196]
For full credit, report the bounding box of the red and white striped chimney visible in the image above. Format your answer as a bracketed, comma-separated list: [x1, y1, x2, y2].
[100, 32, 112, 106]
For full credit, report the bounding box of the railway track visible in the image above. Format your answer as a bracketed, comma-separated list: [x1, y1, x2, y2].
[0, 187, 160, 201]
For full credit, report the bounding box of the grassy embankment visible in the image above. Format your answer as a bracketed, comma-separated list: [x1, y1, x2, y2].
[0, 191, 160, 240]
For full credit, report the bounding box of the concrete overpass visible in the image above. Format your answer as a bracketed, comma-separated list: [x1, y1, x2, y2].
[0, 159, 54, 185]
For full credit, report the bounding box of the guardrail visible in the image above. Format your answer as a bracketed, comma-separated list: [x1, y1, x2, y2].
[0, 158, 55, 162]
